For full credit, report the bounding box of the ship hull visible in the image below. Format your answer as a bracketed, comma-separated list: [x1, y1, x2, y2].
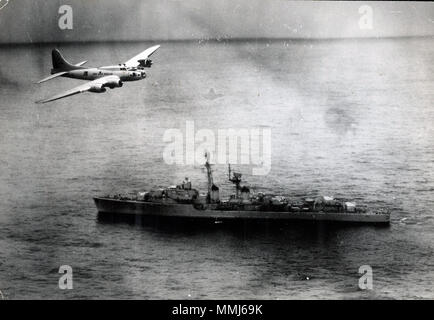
[93, 197, 390, 224]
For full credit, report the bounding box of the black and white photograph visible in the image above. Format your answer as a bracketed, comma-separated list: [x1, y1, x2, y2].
[0, 0, 433, 304]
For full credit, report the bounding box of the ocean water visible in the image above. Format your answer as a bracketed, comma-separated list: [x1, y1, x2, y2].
[0, 38, 433, 299]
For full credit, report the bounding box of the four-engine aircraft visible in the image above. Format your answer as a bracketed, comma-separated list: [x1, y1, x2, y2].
[36, 45, 160, 103]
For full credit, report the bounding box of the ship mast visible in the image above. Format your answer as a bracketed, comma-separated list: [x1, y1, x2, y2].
[228, 164, 242, 198]
[204, 152, 213, 203]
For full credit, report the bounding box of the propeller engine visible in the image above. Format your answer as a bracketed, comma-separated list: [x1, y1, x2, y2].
[105, 79, 123, 89]
[138, 59, 153, 68]
[89, 79, 122, 92]
[89, 85, 107, 93]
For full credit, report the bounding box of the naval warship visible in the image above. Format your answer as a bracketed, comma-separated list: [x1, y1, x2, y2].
[94, 154, 390, 224]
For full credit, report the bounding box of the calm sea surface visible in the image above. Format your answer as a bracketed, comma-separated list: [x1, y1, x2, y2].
[0, 38, 433, 299]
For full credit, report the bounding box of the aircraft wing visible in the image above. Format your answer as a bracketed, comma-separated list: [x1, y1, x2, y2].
[124, 45, 160, 68]
[36, 75, 119, 104]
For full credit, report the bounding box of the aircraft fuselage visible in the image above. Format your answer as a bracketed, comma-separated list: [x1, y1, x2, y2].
[54, 67, 146, 82]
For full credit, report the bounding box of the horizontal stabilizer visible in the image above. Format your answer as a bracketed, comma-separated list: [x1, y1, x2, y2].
[75, 60, 88, 67]
[36, 71, 67, 84]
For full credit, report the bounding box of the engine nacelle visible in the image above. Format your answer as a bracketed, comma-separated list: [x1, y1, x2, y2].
[89, 85, 107, 93]
[104, 79, 123, 89]
[138, 59, 152, 68]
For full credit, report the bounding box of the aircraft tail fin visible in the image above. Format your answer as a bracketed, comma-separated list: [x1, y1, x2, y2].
[51, 49, 80, 73]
